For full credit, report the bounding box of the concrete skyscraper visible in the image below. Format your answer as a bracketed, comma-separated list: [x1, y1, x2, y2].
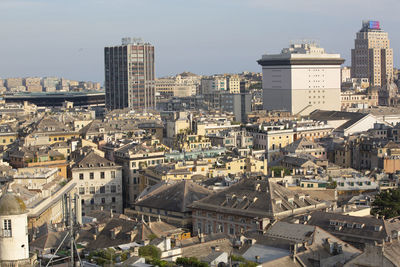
[105, 38, 155, 110]
[351, 21, 393, 87]
[258, 42, 344, 115]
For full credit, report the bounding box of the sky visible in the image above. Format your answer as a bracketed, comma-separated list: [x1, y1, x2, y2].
[1, 0, 400, 83]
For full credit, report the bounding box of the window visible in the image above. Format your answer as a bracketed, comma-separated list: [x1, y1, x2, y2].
[207, 224, 212, 234]
[111, 185, 116, 193]
[112, 197, 116, 203]
[100, 172, 105, 179]
[79, 173, 84, 180]
[229, 226, 235, 235]
[89, 187, 95, 194]
[90, 172, 94, 180]
[3, 219, 11, 237]
[79, 187, 85, 195]
[111, 171, 116, 179]
[90, 199, 94, 205]
[100, 186, 105, 193]
[101, 198, 106, 204]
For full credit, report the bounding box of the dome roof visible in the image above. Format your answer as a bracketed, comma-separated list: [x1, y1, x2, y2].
[0, 191, 27, 216]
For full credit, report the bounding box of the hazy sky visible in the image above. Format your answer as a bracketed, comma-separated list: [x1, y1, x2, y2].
[1, 0, 399, 82]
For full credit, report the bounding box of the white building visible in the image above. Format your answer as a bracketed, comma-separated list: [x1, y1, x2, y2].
[258, 42, 344, 115]
[71, 150, 123, 216]
[0, 190, 36, 266]
[341, 66, 351, 83]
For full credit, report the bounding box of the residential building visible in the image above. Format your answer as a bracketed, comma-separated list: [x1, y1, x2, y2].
[105, 38, 155, 110]
[114, 141, 165, 206]
[190, 178, 330, 236]
[5, 78, 23, 90]
[126, 180, 213, 228]
[220, 93, 251, 123]
[258, 42, 344, 115]
[226, 75, 241, 94]
[282, 138, 327, 159]
[351, 20, 393, 87]
[306, 211, 400, 249]
[246, 124, 294, 161]
[0, 124, 18, 147]
[8, 146, 68, 177]
[155, 74, 198, 99]
[71, 150, 123, 215]
[9, 168, 77, 230]
[24, 77, 42, 92]
[341, 66, 351, 83]
[200, 77, 227, 94]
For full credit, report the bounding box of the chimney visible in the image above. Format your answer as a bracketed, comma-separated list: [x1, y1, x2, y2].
[199, 233, 205, 243]
[164, 237, 171, 251]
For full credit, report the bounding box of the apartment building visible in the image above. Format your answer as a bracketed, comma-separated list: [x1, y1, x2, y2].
[114, 141, 165, 206]
[71, 150, 123, 215]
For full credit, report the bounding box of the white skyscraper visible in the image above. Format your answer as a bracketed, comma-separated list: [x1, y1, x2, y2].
[258, 42, 344, 115]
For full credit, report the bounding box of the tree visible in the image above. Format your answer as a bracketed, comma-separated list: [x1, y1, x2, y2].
[327, 180, 337, 189]
[176, 257, 208, 267]
[139, 245, 161, 260]
[371, 188, 400, 219]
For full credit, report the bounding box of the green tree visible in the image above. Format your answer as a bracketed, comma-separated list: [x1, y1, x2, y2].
[139, 245, 161, 260]
[176, 257, 208, 267]
[372, 189, 400, 219]
[239, 262, 258, 267]
[327, 180, 337, 189]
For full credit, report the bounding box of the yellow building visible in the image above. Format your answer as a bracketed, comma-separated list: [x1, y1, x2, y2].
[178, 135, 211, 152]
[219, 157, 268, 176]
[139, 164, 194, 193]
[32, 116, 79, 144]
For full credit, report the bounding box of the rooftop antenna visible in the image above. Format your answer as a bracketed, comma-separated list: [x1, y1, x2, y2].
[45, 193, 82, 267]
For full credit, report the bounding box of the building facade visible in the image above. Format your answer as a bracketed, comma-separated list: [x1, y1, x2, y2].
[71, 151, 123, 215]
[105, 38, 155, 110]
[258, 42, 344, 115]
[351, 21, 393, 88]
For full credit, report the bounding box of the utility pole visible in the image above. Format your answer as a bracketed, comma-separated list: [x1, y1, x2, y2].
[69, 194, 74, 267]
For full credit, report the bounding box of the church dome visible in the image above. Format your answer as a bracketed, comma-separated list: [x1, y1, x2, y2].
[0, 190, 26, 216]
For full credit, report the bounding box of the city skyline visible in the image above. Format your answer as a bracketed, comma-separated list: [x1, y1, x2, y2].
[1, 0, 400, 82]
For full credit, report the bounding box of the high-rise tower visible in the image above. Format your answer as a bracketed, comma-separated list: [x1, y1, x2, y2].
[105, 38, 155, 110]
[351, 21, 393, 87]
[258, 42, 344, 115]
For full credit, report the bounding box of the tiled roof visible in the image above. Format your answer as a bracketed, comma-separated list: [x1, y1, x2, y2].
[72, 151, 119, 169]
[135, 180, 213, 213]
[190, 179, 328, 219]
